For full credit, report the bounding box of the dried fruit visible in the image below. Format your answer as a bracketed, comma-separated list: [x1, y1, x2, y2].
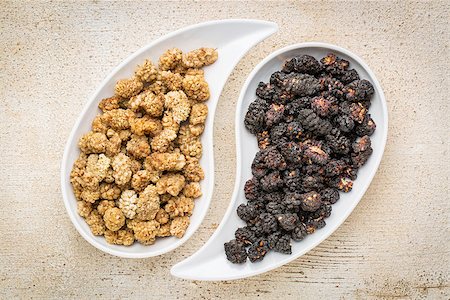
[225, 53, 376, 263]
[71, 47, 217, 246]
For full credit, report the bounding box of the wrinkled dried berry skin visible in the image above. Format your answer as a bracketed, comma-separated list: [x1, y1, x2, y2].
[280, 142, 303, 166]
[291, 223, 308, 241]
[339, 69, 360, 84]
[320, 188, 340, 204]
[273, 73, 320, 97]
[265, 104, 285, 127]
[298, 109, 333, 136]
[285, 97, 311, 117]
[266, 202, 285, 215]
[247, 239, 270, 262]
[235, 226, 257, 245]
[321, 53, 349, 76]
[352, 147, 373, 167]
[311, 96, 338, 118]
[244, 98, 268, 134]
[325, 159, 347, 177]
[224, 239, 247, 264]
[300, 191, 322, 212]
[285, 121, 303, 140]
[302, 175, 324, 192]
[237, 203, 259, 222]
[262, 191, 284, 204]
[326, 128, 351, 155]
[334, 114, 355, 133]
[283, 169, 303, 191]
[226, 53, 377, 264]
[260, 171, 284, 192]
[282, 55, 322, 75]
[344, 79, 374, 102]
[303, 143, 330, 165]
[257, 213, 279, 234]
[244, 177, 260, 200]
[252, 149, 286, 180]
[256, 82, 277, 101]
[270, 123, 288, 145]
[276, 213, 299, 231]
[355, 114, 376, 136]
[273, 234, 292, 254]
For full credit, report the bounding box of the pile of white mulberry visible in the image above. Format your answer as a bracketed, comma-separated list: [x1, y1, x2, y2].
[225, 53, 376, 263]
[71, 47, 217, 246]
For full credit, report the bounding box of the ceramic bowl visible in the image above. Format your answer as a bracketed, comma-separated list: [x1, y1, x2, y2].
[171, 42, 388, 280]
[60, 19, 278, 258]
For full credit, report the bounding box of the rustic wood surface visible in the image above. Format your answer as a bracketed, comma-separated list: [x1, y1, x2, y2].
[1, 1, 449, 299]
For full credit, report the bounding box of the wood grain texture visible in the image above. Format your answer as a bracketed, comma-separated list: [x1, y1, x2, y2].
[0, 1, 449, 299]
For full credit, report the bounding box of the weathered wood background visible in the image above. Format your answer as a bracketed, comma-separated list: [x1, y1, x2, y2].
[1, 1, 449, 299]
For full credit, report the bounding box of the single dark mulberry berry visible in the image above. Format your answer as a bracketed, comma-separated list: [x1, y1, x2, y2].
[320, 188, 340, 204]
[244, 177, 260, 200]
[303, 143, 330, 165]
[285, 121, 304, 140]
[339, 69, 360, 84]
[260, 171, 284, 192]
[300, 191, 322, 212]
[237, 203, 260, 222]
[244, 98, 269, 134]
[256, 82, 277, 101]
[282, 55, 322, 74]
[279, 141, 303, 166]
[298, 109, 333, 136]
[247, 239, 270, 262]
[266, 202, 285, 215]
[276, 213, 299, 231]
[291, 223, 308, 241]
[265, 103, 285, 127]
[224, 239, 248, 264]
[270, 123, 288, 145]
[351, 147, 373, 167]
[302, 175, 324, 192]
[277, 73, 321, 97]
[235, 226, 258, 245]
[311, 96, 338, 117]
[285, 97, 311, 117]
[257, 213, 279, 234]
[344, 79, 375, 102]
[334, 114, 355, 133]
[273, 234, 292, 254]
[355, 114, 376, 136]
[325, 159, 347, 177]
[283, 169, 303, 192]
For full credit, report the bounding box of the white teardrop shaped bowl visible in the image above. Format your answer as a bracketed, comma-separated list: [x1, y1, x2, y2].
[171, 42, 388, 280]
[60, 19, 278, 258]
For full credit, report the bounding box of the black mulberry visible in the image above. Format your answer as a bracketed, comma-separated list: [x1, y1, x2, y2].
[247, 239, 270, 262]
[244, 98, 268, 134]
[300, 191, 322, 212]
[282, 55, 322, 74]
[224, 239, 247, 264]
[320, 188, 340, 204]
[276, 213, 299, 231]
[237, 203, 259, 222]
[355, 114, 376, 136]
[298, 109, 333, 136]
[344, 79, 375, 102]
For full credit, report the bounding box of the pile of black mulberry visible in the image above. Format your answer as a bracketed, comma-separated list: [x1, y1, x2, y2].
[224, 53, 376, 264]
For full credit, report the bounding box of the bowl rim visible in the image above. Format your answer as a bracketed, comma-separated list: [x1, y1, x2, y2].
[60, 19, 278, 258]
[171, 42, 388, 280]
